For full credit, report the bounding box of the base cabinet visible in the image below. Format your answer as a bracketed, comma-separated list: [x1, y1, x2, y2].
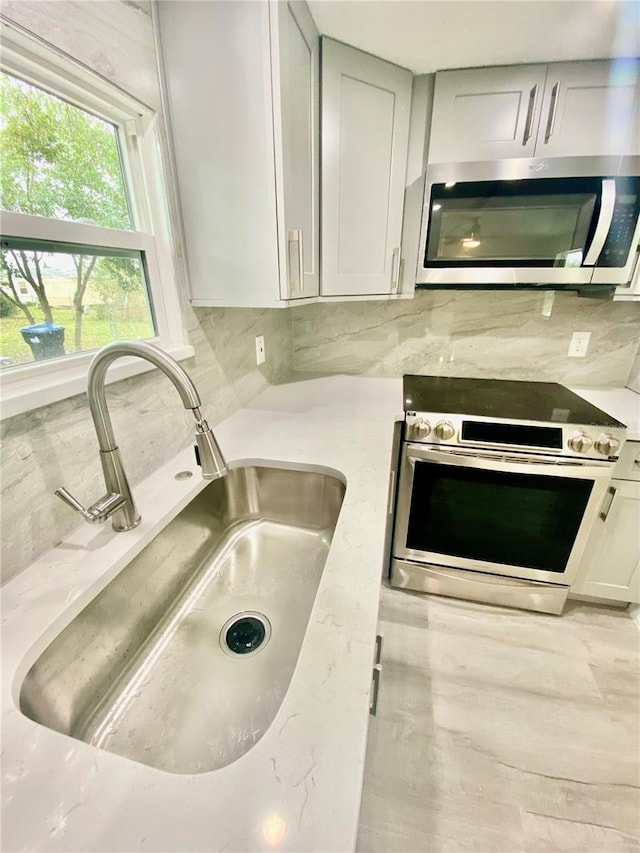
[572, 443, 640, 604]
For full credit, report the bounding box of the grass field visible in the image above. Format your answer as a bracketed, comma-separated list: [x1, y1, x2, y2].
[0, 306, 154, 366]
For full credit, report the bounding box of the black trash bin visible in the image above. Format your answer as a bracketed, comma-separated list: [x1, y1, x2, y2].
[20, 323, 66, 360]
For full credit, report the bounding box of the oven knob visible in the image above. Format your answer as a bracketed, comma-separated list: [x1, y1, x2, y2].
[595, 434, 621, 456]
[568, 432, 593, 453]
[412, 418, 431, 439]
[435, 420, 455, 441]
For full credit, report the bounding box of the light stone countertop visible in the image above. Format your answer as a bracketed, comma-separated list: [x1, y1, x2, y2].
[1, 375, 403, 853]
[1, 376, 637, 853]
[570, 385, 640, 440]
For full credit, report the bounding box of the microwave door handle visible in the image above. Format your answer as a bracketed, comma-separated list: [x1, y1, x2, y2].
[583, 179, 616, 266]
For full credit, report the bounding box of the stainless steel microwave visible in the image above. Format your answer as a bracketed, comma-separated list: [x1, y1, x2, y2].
[416, 158, 640, 287]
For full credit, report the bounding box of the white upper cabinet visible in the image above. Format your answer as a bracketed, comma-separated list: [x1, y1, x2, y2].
[538, 61, 639, 158]
[157, 0, 319, 308]
[428, 65, 547, 163]
[321, 38, 412, 298]
[273, 1, 320, 299]
[428, 60, 640, 164]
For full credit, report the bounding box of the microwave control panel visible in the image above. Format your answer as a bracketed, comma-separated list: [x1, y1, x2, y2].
[597, 185, 640, 268]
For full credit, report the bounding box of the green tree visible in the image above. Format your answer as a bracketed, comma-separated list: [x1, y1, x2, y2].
[0, 72, 131, 349]
[0, 251, 38, 324]
[92, 256, 144, 322]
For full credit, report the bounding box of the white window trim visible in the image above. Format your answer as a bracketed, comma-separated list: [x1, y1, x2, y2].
[0, 20, 193, 421]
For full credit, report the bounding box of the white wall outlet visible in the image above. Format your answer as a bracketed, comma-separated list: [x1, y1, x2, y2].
[255, 335, 266, 365]
[568, 331, 591, 358]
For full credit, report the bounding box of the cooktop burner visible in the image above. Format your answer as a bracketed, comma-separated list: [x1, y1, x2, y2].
[403, 375, 626, 428]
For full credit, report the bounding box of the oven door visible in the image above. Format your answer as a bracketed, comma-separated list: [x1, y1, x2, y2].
[393, 443, 613, 586]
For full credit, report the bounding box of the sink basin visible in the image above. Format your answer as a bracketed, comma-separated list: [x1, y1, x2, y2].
[20, 464, 345, 774]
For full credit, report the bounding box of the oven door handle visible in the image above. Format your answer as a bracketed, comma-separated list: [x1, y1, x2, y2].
[406, 444, 612, 479]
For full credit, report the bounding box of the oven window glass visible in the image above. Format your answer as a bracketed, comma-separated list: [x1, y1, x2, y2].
[425, 178, 601, 267]
[406, 462, 594, 573]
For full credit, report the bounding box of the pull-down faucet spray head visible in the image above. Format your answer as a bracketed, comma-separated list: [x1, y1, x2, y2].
[192, 408, 228, 480]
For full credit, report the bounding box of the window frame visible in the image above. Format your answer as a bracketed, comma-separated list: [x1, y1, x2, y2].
[0, 21, 193, 420]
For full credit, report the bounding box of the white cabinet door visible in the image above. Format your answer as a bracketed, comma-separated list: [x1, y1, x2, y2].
[535, 60, 640, 158]
[428, 60, 640, 164]
[428, 65, 547, 163]
[157, 0, 319, 308]
[272, 1, 319, 300]
[158, 1, 279, 307]
[572, 479, 640, 604]
[321, 38, 412, 297]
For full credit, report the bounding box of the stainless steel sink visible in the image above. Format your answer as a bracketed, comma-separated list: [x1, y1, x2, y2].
[20, 465, 345, 774]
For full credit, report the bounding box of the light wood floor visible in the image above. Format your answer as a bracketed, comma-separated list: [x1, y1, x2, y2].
[357, 584, 640, 853]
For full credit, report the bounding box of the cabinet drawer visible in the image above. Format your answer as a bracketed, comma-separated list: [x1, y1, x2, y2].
[613, 442, 640, 481]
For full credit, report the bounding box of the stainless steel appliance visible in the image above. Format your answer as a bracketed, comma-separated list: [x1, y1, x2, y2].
[416, 159, 640, 288]
[391, 375, 627, 614]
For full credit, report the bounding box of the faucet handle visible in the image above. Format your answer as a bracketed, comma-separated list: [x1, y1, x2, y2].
[55, 487, 127, 524]
[55, 487, 92, 517]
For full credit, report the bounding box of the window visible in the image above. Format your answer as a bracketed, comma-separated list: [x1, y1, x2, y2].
[0, 23, 192, 417]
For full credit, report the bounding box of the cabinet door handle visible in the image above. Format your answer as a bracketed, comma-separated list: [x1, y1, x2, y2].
[375, 632, 384, 665]
[522, 84, 538, 145]
[370, 664, 382, 716]
[544, 82, 560, 143]
[390, 247, 400, 293]
[287, 229, 304, 294]
[599, 485, 618, 522]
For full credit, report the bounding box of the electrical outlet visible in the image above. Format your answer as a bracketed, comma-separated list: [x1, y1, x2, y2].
[568, 331, 591, 358]
[255, 335, 265, 365]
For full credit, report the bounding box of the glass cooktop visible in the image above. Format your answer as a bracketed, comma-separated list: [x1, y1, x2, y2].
[402, 375, 626, 428]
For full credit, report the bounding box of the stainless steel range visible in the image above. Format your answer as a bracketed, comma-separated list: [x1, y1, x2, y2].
[391, 375, 627, 615]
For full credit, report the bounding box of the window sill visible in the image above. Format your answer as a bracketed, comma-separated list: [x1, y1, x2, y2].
[0, 342, 195, 420]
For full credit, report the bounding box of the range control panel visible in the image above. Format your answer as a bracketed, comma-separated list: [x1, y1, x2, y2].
[405, 412, 626, 460]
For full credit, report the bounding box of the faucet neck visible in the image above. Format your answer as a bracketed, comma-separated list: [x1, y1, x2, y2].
[87, 341, 202, 451]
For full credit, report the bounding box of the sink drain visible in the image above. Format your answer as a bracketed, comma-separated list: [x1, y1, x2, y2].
[220, 612, 271, 657]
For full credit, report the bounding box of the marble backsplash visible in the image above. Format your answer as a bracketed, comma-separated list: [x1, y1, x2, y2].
[291, 290, 640, 387]
[1, 306, 292, 584]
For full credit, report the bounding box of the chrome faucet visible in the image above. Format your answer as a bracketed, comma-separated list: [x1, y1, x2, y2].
[56, 340, 228, 531]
